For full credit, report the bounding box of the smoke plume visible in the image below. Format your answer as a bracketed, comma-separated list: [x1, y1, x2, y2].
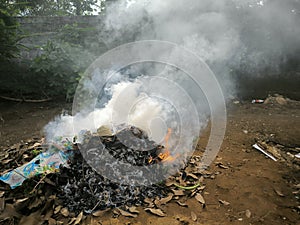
[45, 0, 299, 170]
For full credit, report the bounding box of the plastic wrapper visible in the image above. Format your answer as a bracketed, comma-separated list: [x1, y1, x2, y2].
[0, 138, 73, 189]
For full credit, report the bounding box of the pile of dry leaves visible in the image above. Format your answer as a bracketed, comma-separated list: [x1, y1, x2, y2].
[0, 130, 211, 224]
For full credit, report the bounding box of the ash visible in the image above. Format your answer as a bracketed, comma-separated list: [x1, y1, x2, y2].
[55, 127, 168, 214]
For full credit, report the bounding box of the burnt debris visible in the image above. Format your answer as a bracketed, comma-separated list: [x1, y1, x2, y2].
[55, 126, 168, 213]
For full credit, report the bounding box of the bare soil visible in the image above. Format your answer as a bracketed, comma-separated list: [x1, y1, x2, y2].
[0, 99, 299, 225]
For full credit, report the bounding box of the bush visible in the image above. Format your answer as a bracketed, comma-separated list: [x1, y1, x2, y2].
[0, 1, 21, 61]
[30, 39, 96, 100]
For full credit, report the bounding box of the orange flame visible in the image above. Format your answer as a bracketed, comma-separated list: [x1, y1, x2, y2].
[158, 128, 177, 162]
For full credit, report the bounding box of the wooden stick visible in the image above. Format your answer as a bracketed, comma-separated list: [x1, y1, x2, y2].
[0, 95, 52, 103]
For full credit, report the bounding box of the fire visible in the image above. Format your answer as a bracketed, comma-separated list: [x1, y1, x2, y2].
[147, 128, 177, 164]
[148, 155, 153, 164]
[158, 128, 177, 162]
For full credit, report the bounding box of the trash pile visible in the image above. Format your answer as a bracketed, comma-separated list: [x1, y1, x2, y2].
[253, 138, 300, 167]
[251, 94, 294, 105]
[263, 94, 290, 105]
[0, 138, 73, 189]
[0, 126, 208, 224]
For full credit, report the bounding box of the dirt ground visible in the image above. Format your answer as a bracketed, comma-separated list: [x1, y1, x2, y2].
[0, 99, 299, 225]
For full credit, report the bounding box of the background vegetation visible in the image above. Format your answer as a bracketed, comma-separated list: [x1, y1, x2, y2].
[0, 0, 108, 101]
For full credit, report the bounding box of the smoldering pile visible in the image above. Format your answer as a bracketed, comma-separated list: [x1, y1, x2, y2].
[55, 126, 170, 214]
[0, 127, 209, 224]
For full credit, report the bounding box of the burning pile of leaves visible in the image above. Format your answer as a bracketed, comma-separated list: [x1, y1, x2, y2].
[56, 126, 169, 214]
[0, 127, 209, 224]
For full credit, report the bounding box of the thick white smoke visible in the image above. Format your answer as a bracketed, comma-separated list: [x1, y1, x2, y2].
[103, 0, 299, 85]
[45, 0, 299, 155]
[45, 79, 170, 143]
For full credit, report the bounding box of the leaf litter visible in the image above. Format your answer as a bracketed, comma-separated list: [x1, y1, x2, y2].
[0, 127, 211, 223]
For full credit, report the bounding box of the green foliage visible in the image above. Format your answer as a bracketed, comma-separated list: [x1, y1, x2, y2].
[14, 0, 106, 16]
[57, 23, 94, 46]
[0, 0, 108, 100]
[30, 39, 96, 100]
[32, 149, 42, 156]
[0, 1, 21, 61]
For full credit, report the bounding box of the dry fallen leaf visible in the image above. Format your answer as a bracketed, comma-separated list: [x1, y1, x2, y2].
[191, 211, 197, 222]
[29, 142, 42, 149]
[113, 209, 120, 216]
[0, 153, 9, 160]
[189, 158, 196, 164]
[144, 197, 153, 204]
[219, 199, 230, 206]
[54, 205, 62, 214]
[195, 193, 205, 204]
[154, 199, 160, 207]
[15, 197, 29, 204]
[165, 180, 176, 187]
[216, 162, 229, 169]
[1, 159, 13, 165]
[144, 197, 154, 207]
[117, 208, 137, 218]
[68, 218, 76, 225]
[198, 176, 204, 183]
[92, 208, 110, 217]
[48, 218, 57, 225]
[73, 211, 83, 225]
[0, 191, 5, 198]
[61, 207, 69, 217]
[190, 185, 205, 197]
[187, 173, 198, 180]
[176, 201, 188, 207]
[14, 197, 30, 211]
[23, 154, 30, 159]
[172, 189, 185, 196]
[158, 194, 173, 205]
[274, 189, 285, 197]
[128, 206, 140, 214]
[145, 208, 166, 217]
[245, 209, 251, 218]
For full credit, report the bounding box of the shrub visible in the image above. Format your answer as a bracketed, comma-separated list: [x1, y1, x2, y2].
[30, 40, 96, 100]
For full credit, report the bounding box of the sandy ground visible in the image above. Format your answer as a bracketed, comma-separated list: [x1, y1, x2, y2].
[0, 99, 299, 225]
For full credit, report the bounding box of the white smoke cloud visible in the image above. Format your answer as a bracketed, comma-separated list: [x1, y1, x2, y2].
[45, 0, 299, 152]
[103, 0, 299, 80]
